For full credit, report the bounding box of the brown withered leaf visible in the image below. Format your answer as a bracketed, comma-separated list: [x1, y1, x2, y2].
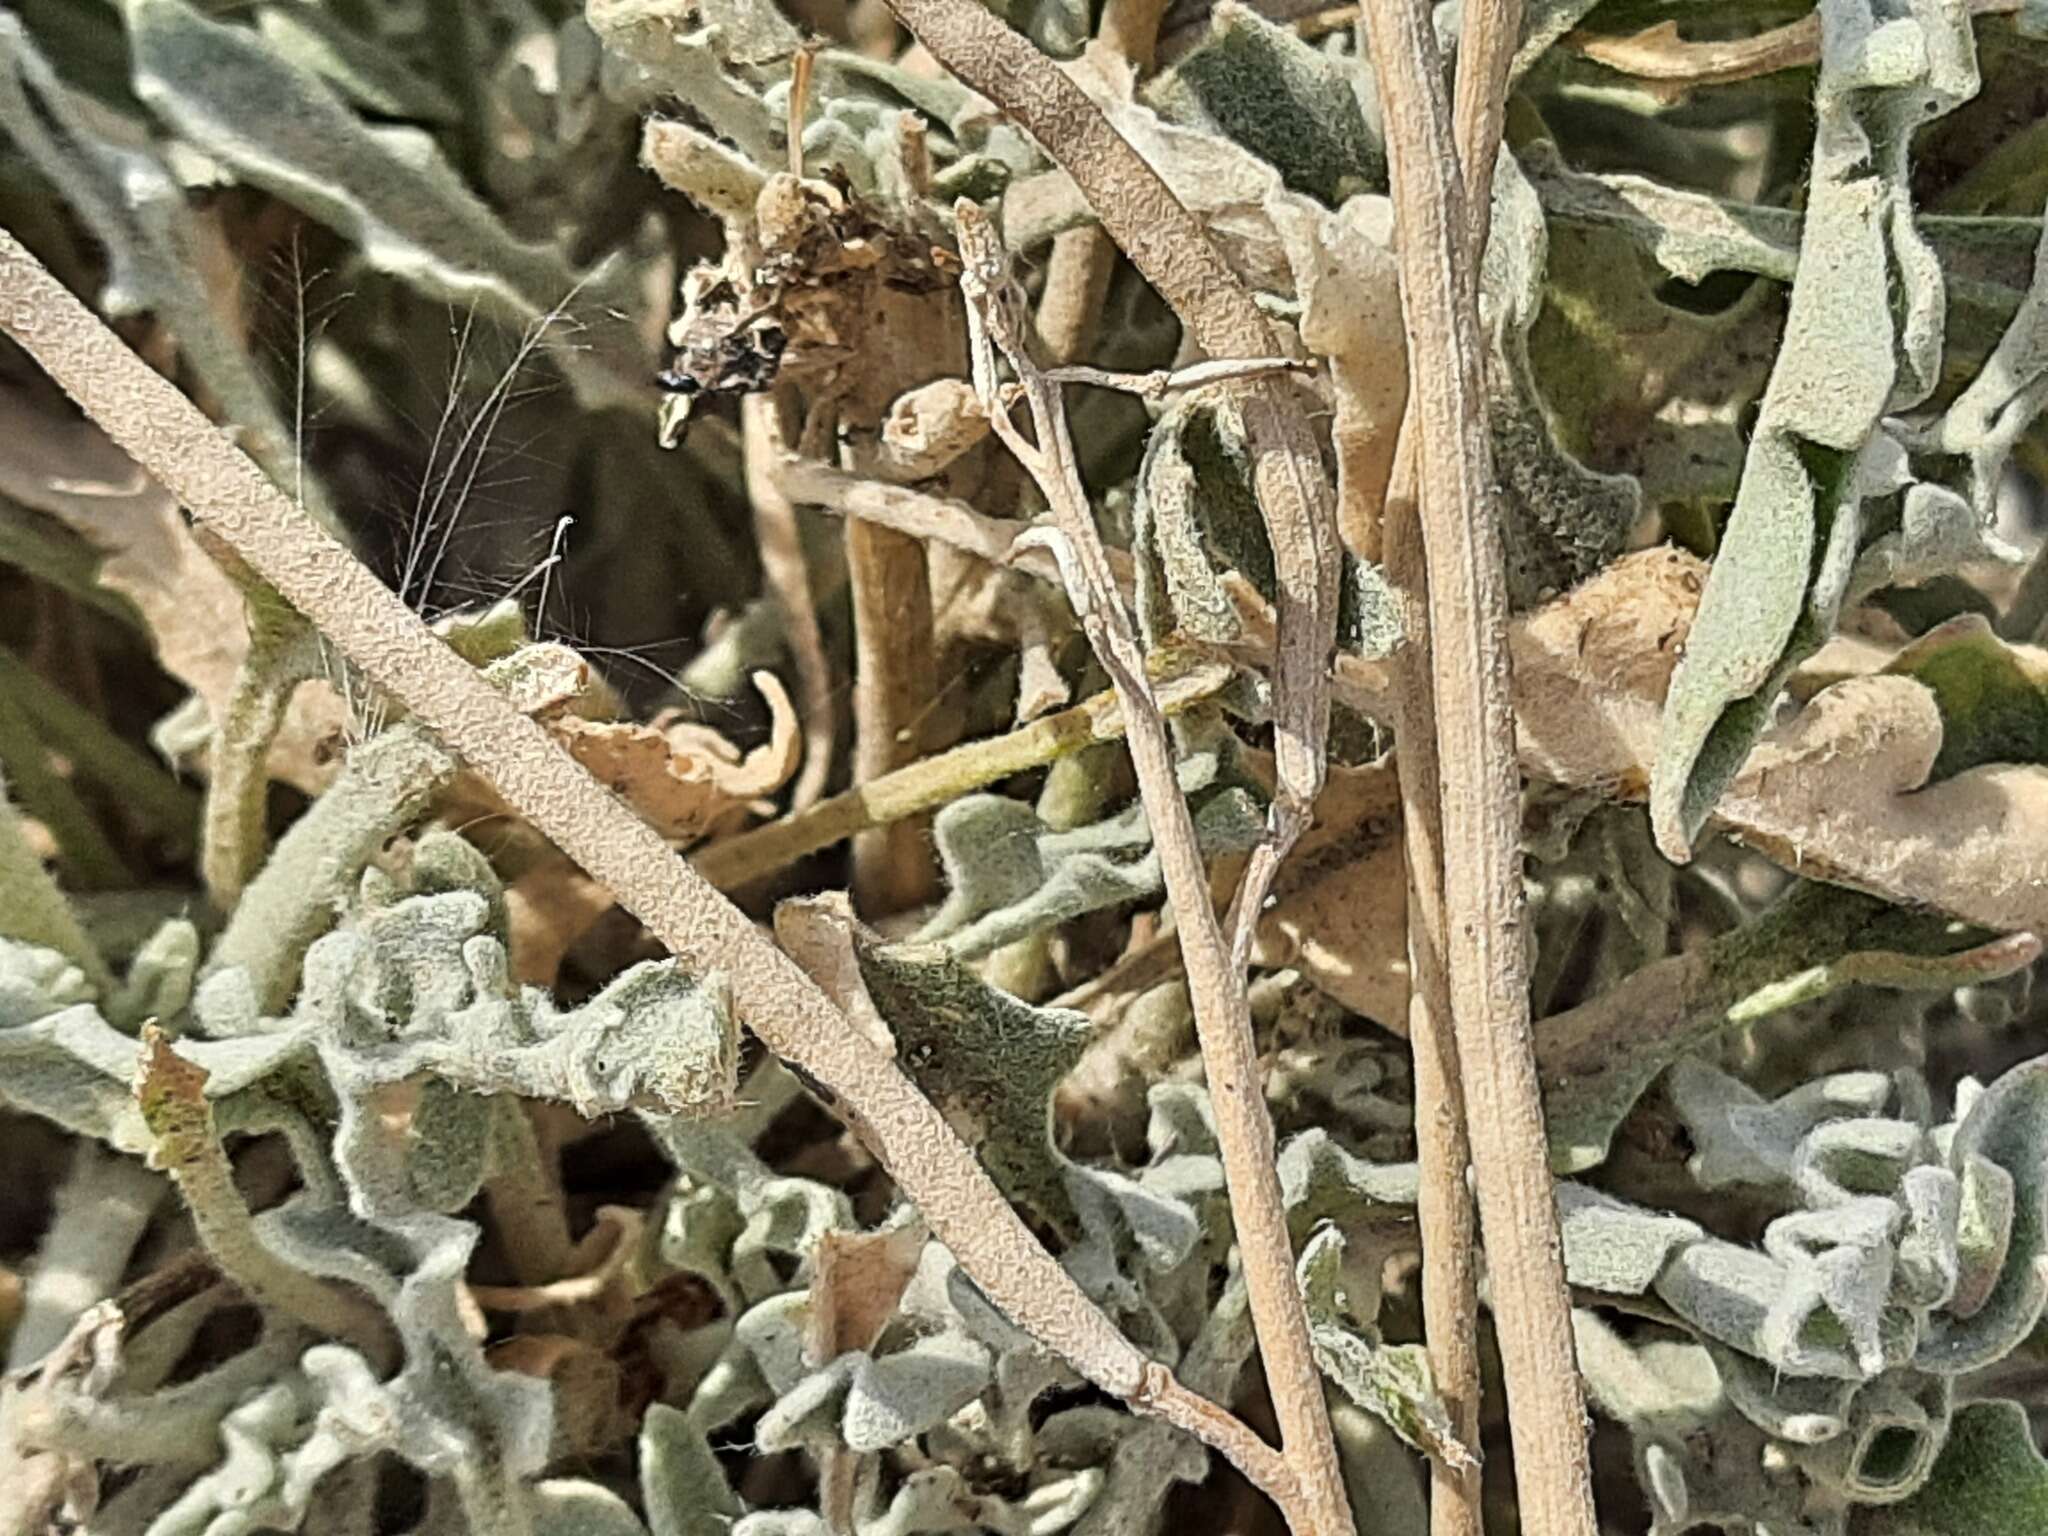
[552, 669, 800, 840]
[1500, 548, 2048, 933]
[805, 1219, 930, 1365]
[1253, 758, 1408, 1032]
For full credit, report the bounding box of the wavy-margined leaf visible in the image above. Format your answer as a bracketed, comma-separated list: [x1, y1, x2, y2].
[1143, 1, 1382, 207]
[1297, 1226, 1472, 1471]
[917, 750, 1264, 961]
[1649, 0, 1980, 860]
[853, 936, 1095, 1225]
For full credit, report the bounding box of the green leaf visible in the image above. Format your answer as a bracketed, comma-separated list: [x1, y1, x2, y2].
[1648, 0, 1982, 859]
[1860, 1400, 2048, 1535]
[123, 0, 647, 405]
[1144, 0, 1382, 207]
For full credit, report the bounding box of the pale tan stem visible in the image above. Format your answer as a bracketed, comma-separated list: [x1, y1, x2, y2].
[1567, 0, 2014, 101]
[1357, 0, 1598, 1532]
[0, 224, 1296, 1499]
[881, 0, 1342, 890]
[955, 202, 1353, 1536]
[743, 393, 837, 814]
[846, 510, 939, 914]
[693, 649, 1230, 892]
[1389, 1, 1526, 1531]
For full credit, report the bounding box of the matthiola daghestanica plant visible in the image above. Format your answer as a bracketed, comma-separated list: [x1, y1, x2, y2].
[3, 0, 2048, 1533]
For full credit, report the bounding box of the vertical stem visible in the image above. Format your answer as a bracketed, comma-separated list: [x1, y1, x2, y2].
[743, 392, 838, 814]
[954, 205, 1353, 1536]
[1358, 0, 1599, 1532]
[846, 510, 939, 914]
[1378, 3, 1528, 1532]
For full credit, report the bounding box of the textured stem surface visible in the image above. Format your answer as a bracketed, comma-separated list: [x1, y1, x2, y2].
[1356, 1, 1600, 1531]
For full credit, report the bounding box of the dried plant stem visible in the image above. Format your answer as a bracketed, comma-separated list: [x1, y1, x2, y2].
[1385, 431, 1481, 1536]
[1037, 227, 1117, 367]
[1372, 1, 1525, 1530]
[881, 0, 1341, 933]
[743, 393, 837, 814]
[954, 202, 1352, 1536]
[1359, 0, 1597, 1531]
[772, 455, 1134, 593]
[846, 502, 939, 914]
[694, 648, 1231, 890]
[482, 1103, 577, 1288]
[1567, 0, 2015, 100]
[0, 225, 1295, 1502]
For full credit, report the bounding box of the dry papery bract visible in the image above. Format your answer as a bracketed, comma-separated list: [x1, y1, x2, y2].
[5, 1, 2048, 1535]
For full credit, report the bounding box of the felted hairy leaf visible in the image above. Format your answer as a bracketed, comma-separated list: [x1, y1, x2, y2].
[1914, 1059, 2048, 1375]
[1913, 187, 2048, 515]
[531, 1480, 652, 1536]
[124, 0, 646, 404]
[1880, 617, 2048, 780]
[918, 750, 1264, 961]
[0, 17, 317, 519]
[1133, 396, 1278, 649]
[1557, 1183, 1704, 1297]
[1668, 1060, 1900, 1193]
[136, 1209, 553, 1536]
[0, 780, 112, 997]
[251, 4, 459, 124]
[839, 1332, 994, 1452]
[641, 1403, 743, 1536]
[647, 1116, 854, 1308]
[1484, 152, 1642, 607]
[853, 937, 1094, 1224]
[1277, 1128, 1420, 1234]
[1536, 882, 2033, 1176]
[1648, 0, 1981, 860]
[1791, 1370, 1952, 1505]
[1297, 1226, 1472, 1471]
[1846, 481, 2023, 609]
[1859, 1399, 2048, 1535]
[1143, 1, 1382, 207]
[0, 827, 734, 1196]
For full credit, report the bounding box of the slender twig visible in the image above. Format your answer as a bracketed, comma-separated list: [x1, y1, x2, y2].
[1567, 0, 2015, 101]
[743, 393, 838, 814]
[880, 0, 1343, 966]
[1370, 0, 1526, 1530]
[1357, 1, 1599, 1532]
[693, 647, 1231, 891]
[0, 223, 1296, 1505]
[954, 203, 1352, 1536]
[845, 472, 940, 914]
[772, 455, 1128, 593]
[136, 1027, 399, 1371]
[201, 593, 315, 907]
